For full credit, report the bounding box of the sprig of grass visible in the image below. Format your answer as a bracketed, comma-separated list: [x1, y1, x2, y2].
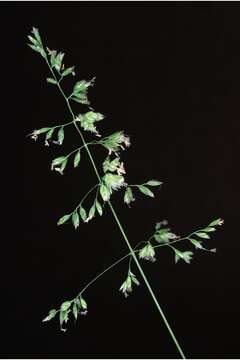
[27, 27, 224, 358]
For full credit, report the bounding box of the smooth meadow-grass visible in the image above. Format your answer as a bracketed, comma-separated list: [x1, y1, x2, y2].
[26, 27, 224, 358]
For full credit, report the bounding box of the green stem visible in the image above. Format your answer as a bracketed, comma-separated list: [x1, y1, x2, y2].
[94, 185, 100, 203]
[107, 202, 186, 359]
[65, 142, 98, 159]
[74, 183, 99, 212]
[79, 253, 130, 295]
[79, 184, 99, 207]
[128, 240, 147, 271]
[53, 120, 73, 129]
[45, 59, 186, 359]
[154, 237, 188, 250]
[76, 232, 206, 299]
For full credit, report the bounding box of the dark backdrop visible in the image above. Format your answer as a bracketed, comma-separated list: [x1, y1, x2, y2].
[3, 2, 240, 358]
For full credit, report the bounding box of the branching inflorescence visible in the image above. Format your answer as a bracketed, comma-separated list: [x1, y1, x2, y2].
[27, 27, 223, 357]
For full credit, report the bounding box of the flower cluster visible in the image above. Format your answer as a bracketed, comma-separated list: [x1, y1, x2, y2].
[51, 156, 67, 175]
[42, 295, 88, 332]
[154, 222, 179, 243]
[119, 271, 140, 298]
[100, 131, 130, 155]
[27, 27, 46, 59]
[75, 111, 104, 136]
[103, 156, 126, 176]
[70, 78, 95, 105]
[139, 242, 156, 262]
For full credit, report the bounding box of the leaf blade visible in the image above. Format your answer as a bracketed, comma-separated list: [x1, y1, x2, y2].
[100, 183, 111, 202]
[73, 150, 81, 168]
[46, 77, 57, 85]
[79, 207, 87, 222]
[57, 214, 71, 226]
[58, 127, 64, 145]
[88, 204, 96, 221]
[145, 180, 163, 186]
[72, 303, 78, 320]
[95, 200, 103, 216]
[72, 212, 80, 229]
[137, 185, 154, 198]
[195, 232, 210, 239]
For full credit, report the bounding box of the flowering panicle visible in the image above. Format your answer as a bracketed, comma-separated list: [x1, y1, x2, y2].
[27, 26, 223, 345]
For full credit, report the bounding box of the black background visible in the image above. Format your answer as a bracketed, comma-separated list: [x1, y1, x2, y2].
[3, 2, 240, 358]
